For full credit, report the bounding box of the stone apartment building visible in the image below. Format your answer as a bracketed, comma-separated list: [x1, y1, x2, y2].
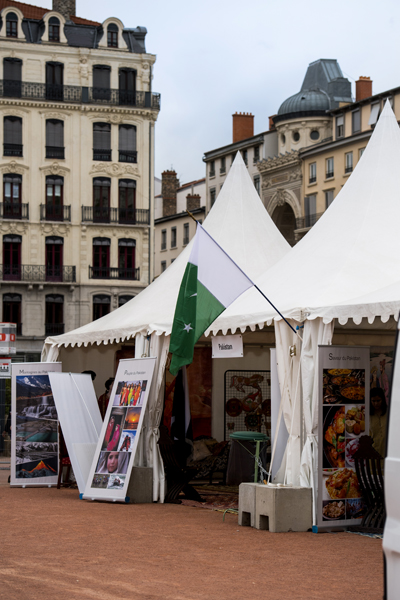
[0, 0, 160, 360]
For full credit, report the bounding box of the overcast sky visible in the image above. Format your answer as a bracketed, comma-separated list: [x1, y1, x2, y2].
[32, 0, 400, 183]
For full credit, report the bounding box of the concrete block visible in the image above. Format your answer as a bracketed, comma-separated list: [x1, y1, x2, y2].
[255, 485, 312, 532]
[126, 467, 153, 504]
[238, 482, 257, 527]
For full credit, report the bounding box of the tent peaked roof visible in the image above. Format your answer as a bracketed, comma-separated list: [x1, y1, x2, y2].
[44, 152, 290, 349]
[212, 101, 400, 334]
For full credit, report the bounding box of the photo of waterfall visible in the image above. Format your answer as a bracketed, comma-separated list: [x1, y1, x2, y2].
[16, 375, 57, 420]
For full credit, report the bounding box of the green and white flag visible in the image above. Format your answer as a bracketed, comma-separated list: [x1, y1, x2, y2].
[169, 223, 253, 375]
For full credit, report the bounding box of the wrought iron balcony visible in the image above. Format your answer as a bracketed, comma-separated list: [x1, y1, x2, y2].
[220, 167, 226, 175]
[326, 171, 334, 179]
[93, 148, 112, 161]
[4, 143, 23, 157]
[46, 146, 65, 159]
[345, 166, 353, 174]
[45, 323, 65, 336]
[1, 202, 29, 220]
[309, 176, 317, 184]
[1, 264, 76, 282]
[89, 266, 140, 280]
[119, 150, 137, 163]
[295, 212, 324, 230]
[0, 80, 161, 110]
[40, 204, 71, 222]
[81, 206, 150, 225]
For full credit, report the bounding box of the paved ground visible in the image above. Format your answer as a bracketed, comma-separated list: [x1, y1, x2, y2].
[0, 466, 384, 600]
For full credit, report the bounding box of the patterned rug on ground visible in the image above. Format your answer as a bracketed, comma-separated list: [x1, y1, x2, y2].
[180, 485, 239, 511]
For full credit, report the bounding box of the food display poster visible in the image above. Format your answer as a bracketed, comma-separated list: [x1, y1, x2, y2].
[83, 357, 156, 503]
[11, 362, 62, 487]
[317, 346, 370, 530]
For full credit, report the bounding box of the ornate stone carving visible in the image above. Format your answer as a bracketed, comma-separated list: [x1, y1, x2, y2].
[40, 223, 71, 236]
[141, 62, 150, 83]
[0, 221, 28, 235]
[89, 163, 140, 177]
[110, 114, 123, 124]
[39, 162, 70, 176]
[79, 55, 89, 80]
[275, 189, 286, 207]
[0, 161, 29, 175]
[0, 107, 29, 116]
[38, 111, 69, 120]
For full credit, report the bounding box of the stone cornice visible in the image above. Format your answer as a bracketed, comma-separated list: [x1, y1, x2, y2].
[257, 150, 301, 174]
[0, 161, 29, 174]
[0, 99, 159, 118]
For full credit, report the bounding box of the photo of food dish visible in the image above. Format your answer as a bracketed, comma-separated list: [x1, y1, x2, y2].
[323, 405, 345, 468]
[345, 406, 365, 437]
[325, 468, 361, 500]
[347, 498, 367, 520]
[323, 369, 365, 405]
[322, 500, 346, 520]
[346, 438, 360, 468]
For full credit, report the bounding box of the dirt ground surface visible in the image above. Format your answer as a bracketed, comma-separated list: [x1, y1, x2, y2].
[0, 466, 384, 600]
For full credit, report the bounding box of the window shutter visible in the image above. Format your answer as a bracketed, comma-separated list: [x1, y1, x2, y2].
[46, 120, 64, 147]
[93, 66, 110, 88]
[119, 125, 136, 151]
[4, 117, 22, 144]
[93, 123, 111, 149]
[3, 58, 22, 81]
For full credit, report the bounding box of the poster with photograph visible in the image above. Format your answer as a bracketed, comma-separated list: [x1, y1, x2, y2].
[11, 362, 62, 486]
[317, 346, 370, 529]
[83, 357, 156, 502]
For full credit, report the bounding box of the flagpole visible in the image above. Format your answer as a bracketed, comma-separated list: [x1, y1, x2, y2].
[185, 211, 303, 342]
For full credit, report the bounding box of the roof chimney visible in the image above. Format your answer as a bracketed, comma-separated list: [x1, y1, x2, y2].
[52, 0, 76, 19]
[232, 112, 254, 143]
[161, 170, 179, 217]
[355, 76, 372, 102]
[268, 115, 277, 131]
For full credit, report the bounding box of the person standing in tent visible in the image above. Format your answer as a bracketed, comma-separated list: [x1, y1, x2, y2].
[98, 378, 114, 420]
[369, 387, 388, 459]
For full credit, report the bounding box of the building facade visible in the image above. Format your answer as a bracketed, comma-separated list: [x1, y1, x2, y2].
[0, 0, 160, 360]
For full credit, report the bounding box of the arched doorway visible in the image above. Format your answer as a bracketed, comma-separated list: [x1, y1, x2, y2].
[271, 203, 296, 246]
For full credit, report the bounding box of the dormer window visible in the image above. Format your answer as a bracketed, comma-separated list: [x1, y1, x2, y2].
[107, 23, 118, 48]
[49, 17, 60, 42]
[6, 12, 18, 38]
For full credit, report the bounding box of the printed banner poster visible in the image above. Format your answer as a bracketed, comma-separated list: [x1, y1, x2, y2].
[11, 362, 62, 487]
[83, 357, 156, 502]
[317, 346, 370, 529]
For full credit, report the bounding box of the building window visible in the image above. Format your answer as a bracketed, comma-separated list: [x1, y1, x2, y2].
[325, 190, 334, 209]
[310, 130, 320, 141]
[119, 295, 133, 307]
[3, 174, 22, 219]
[326, 157, 334, 179]
[171, 227, 177, 248]
[93, 65, 111, 101]
[6, 12, 18, 38]
[118, 239, 136, 279]
[210, 188, 216, 207]
[161, 230, 167, 251]
[220, 156, 226, 174]
[254, 146, 260, 163]
[119, 124, 137, 163]
[48, 16, 60, 42]
[242, 149, 248, 165]
[336, 115, 344, 139]
[359, 147, 365, 158]
[45, 294, 64, 335]
[345, 152, 353, 174]
[183, 222, 189, 245]
[119, 68, 136, 106]
[352, 109, 361, 134]
[46, 176, 64, 221]
[304, 195, 316, 227]
[161, 261, 166, 273]
[46, 236, 63, 282]
[3, 58, 22, 98]
[107, 23, 118, 48]
[209, 161, 215, 177]
[93, 294, 111, 321]
[3, 293, 21, 335]
[309, 162, 317, 184]
[119, 179, 136, 224]
[93, 123, 111, 161]
[254, 175, 260, 196]
[4, 116, 22, 157]
[92, 237, 110, 278]
[368, 103, 380, 127]
[93, 178, 111, 223]
[292, 131, 300, 142]
[3, 234, 21, 280]
[46, 62, 63, 101]
[46, 119, 64, 159]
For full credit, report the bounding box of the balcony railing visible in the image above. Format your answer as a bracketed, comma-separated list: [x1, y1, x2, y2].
[93, 148, 112, 161]
[295, 212, 324, 230]
[45, 323, 65, 336]
[119, 150, 137, 163]
[209, 170, 215, 177]
[40, 204, 71, 222]
[4, 143, 23, 157]
[326, 171, 334, 179]
[89, 266, 140, 280]
[220, 166, 226, 174]
[309, 176, 316, 184]
[81, 206, 150, 225]
[0, 80, 161, 110]
[46, 146, 65, 159]
[1, 264, 76, 282]
[1, 202, 29, 220]
[345, 166, 353, 174]
[183, 236, 189, 246]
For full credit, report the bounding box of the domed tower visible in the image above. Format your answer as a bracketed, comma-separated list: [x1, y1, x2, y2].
[274, 59, 352, 153]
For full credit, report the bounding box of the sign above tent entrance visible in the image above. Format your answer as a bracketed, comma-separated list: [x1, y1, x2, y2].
[212, 335, 243, 358]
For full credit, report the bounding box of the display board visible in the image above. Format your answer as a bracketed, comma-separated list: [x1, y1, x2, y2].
[49, 372, 103, 494]
[317, 346, 370, 529]
[224, 370, 271, 440]
[83, 357, 156, 502]
[11, 362, 62, 486]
